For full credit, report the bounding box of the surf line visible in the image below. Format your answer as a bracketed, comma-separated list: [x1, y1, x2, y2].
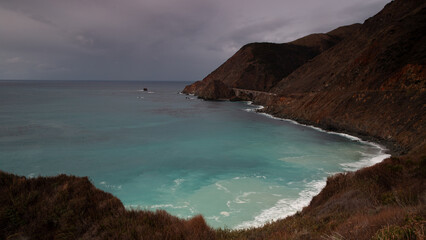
[234, 101, 391, 229]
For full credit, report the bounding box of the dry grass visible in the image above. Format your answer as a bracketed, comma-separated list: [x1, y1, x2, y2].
[0, 172, 214, 240]
[1, 155, 425, 239]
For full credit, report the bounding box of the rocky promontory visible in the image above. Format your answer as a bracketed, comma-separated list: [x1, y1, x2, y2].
[182, 24, 359, 100]
[2, 0, 425, 239]
[183, 0, 426, 155]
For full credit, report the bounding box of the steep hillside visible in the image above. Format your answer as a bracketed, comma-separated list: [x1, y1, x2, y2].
[219, 152, 425, 240]
[0, 171, 214, 240]
[184, 0, 425, 154]
[258, 0, 426, 153]
[2, 153, 424, 239]
[2, 0, 425, 239]
[182, 24, 360, 100]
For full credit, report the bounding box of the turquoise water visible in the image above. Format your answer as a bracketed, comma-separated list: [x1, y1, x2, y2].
[0, 80, 388, 229]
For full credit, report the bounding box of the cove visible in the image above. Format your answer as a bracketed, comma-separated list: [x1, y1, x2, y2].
[0, 80, 389, 228]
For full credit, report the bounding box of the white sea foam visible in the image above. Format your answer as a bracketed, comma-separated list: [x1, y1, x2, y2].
[136, 89, 154, 93]
[253, 102, 391, 174]
[247, 103, 365, 141]
[234, 101, 392, 230]
[235, 179, 326, 229]
[99, 181, 122, 191]
[171, 178, 185, 192]
[125, 202, 192, 211]
[27, 173, 36, 179]
[216, 183, 231, 193]
[174, 178, 185, 186]
[206, 215, 221, 222]
[150, 204, 176, 208]
[234, 192, 257, 204]
[340, 152, 390, 171]
[244, 101, 265, 112]
[233, 176, 248, 180]
[126, 203, 194, 213]
[220, 211, 230, 217]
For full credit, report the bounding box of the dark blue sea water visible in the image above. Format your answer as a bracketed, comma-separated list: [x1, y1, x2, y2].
[0, 80, 389, 228]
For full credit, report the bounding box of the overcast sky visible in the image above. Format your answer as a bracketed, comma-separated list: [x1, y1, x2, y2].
[0, 0, 389, 81]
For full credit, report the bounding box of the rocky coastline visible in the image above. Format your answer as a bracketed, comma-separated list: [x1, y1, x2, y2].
[1, 0, 425, 239]
[183, 0, 425, 158]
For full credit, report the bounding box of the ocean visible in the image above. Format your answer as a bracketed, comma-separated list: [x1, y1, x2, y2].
[0, 80, 389, 229]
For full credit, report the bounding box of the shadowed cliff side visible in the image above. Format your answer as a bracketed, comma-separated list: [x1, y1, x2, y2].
[2, 0, 426, 239]
[182, 24, 359, 100]
[257, 0, 426, 153]
[184, 0, 426, 154]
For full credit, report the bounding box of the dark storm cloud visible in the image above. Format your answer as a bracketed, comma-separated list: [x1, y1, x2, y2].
[0, 0, 390, 81]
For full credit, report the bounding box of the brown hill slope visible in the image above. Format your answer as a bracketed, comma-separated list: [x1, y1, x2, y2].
[2, 0, 425, 239]
[0, 171, 214, 240]
[259, 0, 426, 153]
[1, 154, 424, 239]
[184, 0, 425, 154]
[182, 24, 360, 100]
[218, 153, 425, 240]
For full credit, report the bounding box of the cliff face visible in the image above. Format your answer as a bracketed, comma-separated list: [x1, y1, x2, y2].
[184, 0, 426, 153]
[259, 0, 426, 152]
[2, 1, 425, 239]
[182, 24, 359, 99]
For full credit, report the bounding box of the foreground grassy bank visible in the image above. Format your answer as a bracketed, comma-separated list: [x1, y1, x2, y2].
[1, 150, 424, 239]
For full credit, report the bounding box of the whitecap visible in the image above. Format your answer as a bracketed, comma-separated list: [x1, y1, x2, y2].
[220, 211, 230, 217]
[206, 216, 221, 223]
[171, 178, 185, 192]
[149, 203, 191, 210]
[234, 179, 326, 229]
[215, 182, 230, 193]
[234, 192, 257, 204]
[150, 204, 175, 208]
[98, 181, 122, 191]
[174, 178, 185, 186]
[340, 152, 390, 171]
[27, 173, 36, 179]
